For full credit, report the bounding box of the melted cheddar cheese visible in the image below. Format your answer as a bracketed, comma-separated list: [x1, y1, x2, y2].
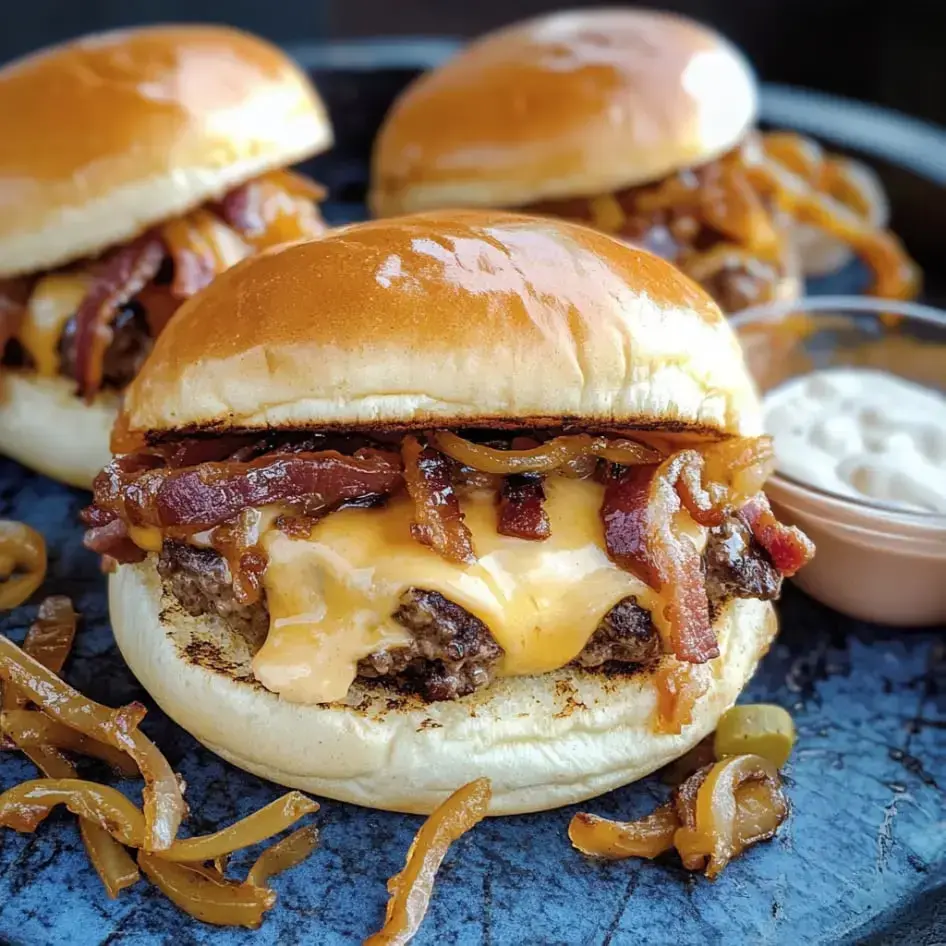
[18, 274, 91, 377]
[251, 477, 693, 705]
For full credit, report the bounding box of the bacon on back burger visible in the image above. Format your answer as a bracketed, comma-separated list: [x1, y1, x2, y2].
[84, 210, 814, 815]
[0, 25, 333, 488]
[369, 9, 919, 312]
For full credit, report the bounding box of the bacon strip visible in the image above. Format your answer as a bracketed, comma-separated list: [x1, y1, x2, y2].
[83, 518, 146, 564]
[601, 456, 718, 664]
[72, 235, 165, 400]
[498, 474, 551, 540]
[217, 171, 327, 250]
[402, 437, 475, 564]
[93, 449, 403, 533]
[739, 495, 815, 577]
[160, 210, 252, 299]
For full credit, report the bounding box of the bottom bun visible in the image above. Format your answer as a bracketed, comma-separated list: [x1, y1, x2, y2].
[110, 558, 777, 815]
[0, 372, 118, 489]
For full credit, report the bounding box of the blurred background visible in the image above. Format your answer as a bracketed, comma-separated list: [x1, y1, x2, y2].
[3, 0, 946, 125]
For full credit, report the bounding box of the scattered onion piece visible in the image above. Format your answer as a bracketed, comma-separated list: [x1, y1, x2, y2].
[121, 729, 187, 852]
[160, 792, 317, 863]
[0, 521, 46, 611]
[673, 754, 788, 879]
[0, 779, 145, 842]
[0, 633, 142, 741]
[569, 804, 679, 860]
[80, 819, 140, 899]
[570, 755, 788, 876]
[137, 854, 276, 929]
[246, 825, 320, 889]
[1, 710, 138, 776]
[365, 778, 492, 946]
[0, 634, 183, 851]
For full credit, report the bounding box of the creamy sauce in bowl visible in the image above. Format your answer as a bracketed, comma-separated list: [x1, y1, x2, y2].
[763, 367, 946, 514]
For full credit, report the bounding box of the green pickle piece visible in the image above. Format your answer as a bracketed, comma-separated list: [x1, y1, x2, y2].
[714, 704, 796, 768]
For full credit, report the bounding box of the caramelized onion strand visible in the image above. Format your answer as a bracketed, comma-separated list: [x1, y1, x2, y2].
[0, 521, 47, 612]
[365, 778, 492, 946]
[569, 805, 679, 860]
[246, 825, 320, 889]
[138, 854, 276, 929]
[80, 819, 141, 898]
[160, 792, 317, 863]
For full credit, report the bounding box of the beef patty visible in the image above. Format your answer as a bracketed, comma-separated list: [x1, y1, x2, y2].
[59, 301, 154, 390]
[156, 512, 779, 702]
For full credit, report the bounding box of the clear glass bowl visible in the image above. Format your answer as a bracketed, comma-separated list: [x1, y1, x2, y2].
[730, 296, 946, 626]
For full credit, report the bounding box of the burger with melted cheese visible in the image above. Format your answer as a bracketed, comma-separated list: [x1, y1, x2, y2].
[370, 9, 919, 311]
[0, 25, 333, 488]
[83, 210, 814, 814]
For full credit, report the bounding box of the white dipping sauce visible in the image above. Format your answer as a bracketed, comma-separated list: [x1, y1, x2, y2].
[763, 368, 946, 514]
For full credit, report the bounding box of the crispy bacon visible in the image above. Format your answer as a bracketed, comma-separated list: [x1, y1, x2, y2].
[72, 236, 165, 400]
[602, 455, 718, 664]
[498, 474, 551, 540]
[210, 511, 269, 606]
[739, 495, 815, 577]
[160, 210, 252, 299]
[402, 437, 475, 564]
[93, 449, 403, 533]
[217, 171, 327, 249]
[83, 518, 146, 564]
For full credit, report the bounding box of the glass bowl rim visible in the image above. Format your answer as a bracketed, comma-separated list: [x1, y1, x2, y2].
[730, 294, 946, 527]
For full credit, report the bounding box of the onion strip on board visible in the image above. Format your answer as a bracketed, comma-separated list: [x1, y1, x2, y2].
[364, 778, 492, 946]
[138, 854, 276, 929]
[569, 755, 788, 875]
[80, 819, 141, 898]
[0, 634, 182, 850]
[0, 521, 47, 611]
[1, 710, 138, 776]
[569, 804, 679, 860]
[0, 779, 145, 842]
[246, 825, 320, 889]
[159, 792, 318, 863]
[673, 754, 788, 879]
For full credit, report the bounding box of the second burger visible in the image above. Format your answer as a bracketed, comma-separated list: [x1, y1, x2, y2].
[0, 25, 332, 487]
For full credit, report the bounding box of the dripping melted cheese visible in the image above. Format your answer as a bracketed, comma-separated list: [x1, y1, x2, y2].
[251, 477, 702, 705]
[18, 274, 91, 377]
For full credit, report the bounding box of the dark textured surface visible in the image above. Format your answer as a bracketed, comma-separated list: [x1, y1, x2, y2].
[0, 455, 943, 946]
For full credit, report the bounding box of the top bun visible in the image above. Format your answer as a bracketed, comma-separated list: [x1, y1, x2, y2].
[0, 25, 333, 278]
[370, 9, 757, 216]
[117, 210, 761, 447]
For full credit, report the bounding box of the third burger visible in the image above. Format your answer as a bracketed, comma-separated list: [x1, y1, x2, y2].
[370, 9, 919, 312]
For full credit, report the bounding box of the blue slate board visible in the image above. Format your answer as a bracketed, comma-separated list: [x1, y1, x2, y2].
[0, 436, 943, 946]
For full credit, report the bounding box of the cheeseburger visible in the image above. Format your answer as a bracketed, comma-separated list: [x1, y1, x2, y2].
[84, 211, 814, 815]
[0, 25, 332, 488]
[370, 9, 918, 310]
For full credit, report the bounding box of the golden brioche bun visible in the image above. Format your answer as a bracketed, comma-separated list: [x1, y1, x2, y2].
[111, 557, 776, 815]
[117, 210, 763, 449]
[0, 25, 332, 278]
[0, 373, 117, 488]
[370, 9, 757, 216]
